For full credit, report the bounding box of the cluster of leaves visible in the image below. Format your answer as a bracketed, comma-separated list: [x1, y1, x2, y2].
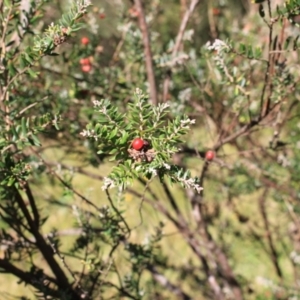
[33, 0, 91, 54]
[81, 88, 201, 192]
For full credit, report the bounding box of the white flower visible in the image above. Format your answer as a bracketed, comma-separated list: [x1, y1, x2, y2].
[159, 102, 170, 110]
[92, 100, 108, 114]
[255, 276, 282, 293]
[290, 251, 300, 264]
[169, 53, 189, 67]
[178, 88, 192, 102]
[80, 129, 88, 137]
[93, 100, 102, 107]
[163, 163, 171, 170]
[182, 119, 191, 125]
[206, 39, 228, 52]
[102, 177, 115, 190]
[117, 23, 131, 33]
[87, 13, 99, 35]
[177, 177, 203, 193]
[135, 88, 142, 95]
[80, 129, 98, 140]
[180, 118, 196, 126]
[183, 29, 194, 42]
[148, 167, 157, 176]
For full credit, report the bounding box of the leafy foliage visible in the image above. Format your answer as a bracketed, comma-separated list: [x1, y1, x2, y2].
[81, 88, 200, 191]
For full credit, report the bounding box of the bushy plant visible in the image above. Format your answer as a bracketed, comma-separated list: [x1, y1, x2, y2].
[2, 0, 300, 299]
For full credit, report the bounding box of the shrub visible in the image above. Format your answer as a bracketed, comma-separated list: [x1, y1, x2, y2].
[1, 0, 300, 299]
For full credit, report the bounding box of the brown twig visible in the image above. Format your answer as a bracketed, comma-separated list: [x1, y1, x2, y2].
[160, 176, 187, 225]
[163, 0, 200, 102]
[105, 189, 131, 236]
[24, 183, 40, 227]
[258, 188, 283, 279]
[134, 0, 158, 105]
[31, 149, 102, 212]
[148, 265, 192, 300]
[260, 0, 277, 118]
[13, 188, 82, 299]
[0, 258, 60, 298]
[47, 236, 86, 295]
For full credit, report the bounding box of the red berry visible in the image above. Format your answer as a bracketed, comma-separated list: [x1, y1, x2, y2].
[99, 13, 106, 19]
[132, 138, 144, 151]
[129, 7, 139, 18]
[205, 150, 215, 161]
[212, 8, 221, 16]
[79, 57, 91, 65]
[81, 36, 89, 45]
[81, 64, 92, 73]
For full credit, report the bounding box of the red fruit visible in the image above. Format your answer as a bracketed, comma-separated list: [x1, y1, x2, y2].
[79, 57, 91, 65]
[212, 8, 221, 16]
[205, 150, 215, 161]
[132, 138, 144, 151]
[99, 13, 106, 19]
[129, 7, 139, 18]
[81, 36, 89, 45]
[81, 64, 92, 73]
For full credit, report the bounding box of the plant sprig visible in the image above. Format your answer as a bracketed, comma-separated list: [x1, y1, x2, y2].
[81, 88, 201, 192]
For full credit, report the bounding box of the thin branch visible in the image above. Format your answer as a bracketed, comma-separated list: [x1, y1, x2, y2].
[258, 188, 283, 279]
[208, 275, 224, 300]
[260, 4, 277, 118]
[110, 22, 131, 65]
[134, 0, 158, 105]
[48, 236, 86, 295]
[31, 148, 102, 212]
[13, 188, 81, 298]
[163, 0, 200, 102]
[172, 0, 200, 58]
[0, 259, 60, 298]
[148, 266, 192, 300]
[0, 5, 13, 58]
[24, 183, 40, 227]
[105, 189, 131, 236]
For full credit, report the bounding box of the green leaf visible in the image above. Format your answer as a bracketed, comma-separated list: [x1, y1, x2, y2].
[27, 68, 38, 78]
[119, 132, 129, 144]
[71, 23, 84, 32]
[109, 148, 118, 155]
[7, 177, 15, 187]
[7, 62, 18, 76]
[109, 155, 117, 162]
[247, 46, 253, 58]
[21, 117, 27, 137]
[239, 43, 246, 54]
[284, 36, 292, 49]
[258, 4, 265, 18]
[5, 40, 15, 47]
[31, 134, 41, 147]
[24, 52, 34, 64]
[109, 127, 118, 139]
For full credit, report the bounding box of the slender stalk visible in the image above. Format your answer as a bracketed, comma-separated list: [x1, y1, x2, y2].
[163, 0, 200, 102]
[134, 0, 158, 105]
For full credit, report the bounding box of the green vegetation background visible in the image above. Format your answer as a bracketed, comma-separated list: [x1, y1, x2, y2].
[1, 0, 299, 299]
